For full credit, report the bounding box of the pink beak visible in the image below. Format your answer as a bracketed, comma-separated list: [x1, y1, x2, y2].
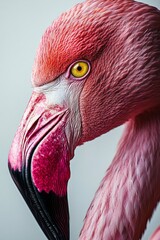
[8, 91, 71, 240]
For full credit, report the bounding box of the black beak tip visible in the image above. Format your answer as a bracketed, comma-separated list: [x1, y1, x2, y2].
[8, 164, 69, 240]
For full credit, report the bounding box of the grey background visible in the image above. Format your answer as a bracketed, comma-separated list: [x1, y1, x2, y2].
[1, 0, 160, 239]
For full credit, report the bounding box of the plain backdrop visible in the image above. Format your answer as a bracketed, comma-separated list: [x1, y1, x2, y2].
[1, 0, 160, 239]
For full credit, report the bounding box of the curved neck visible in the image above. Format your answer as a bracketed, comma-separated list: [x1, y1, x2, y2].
[79, 108, 160, 240]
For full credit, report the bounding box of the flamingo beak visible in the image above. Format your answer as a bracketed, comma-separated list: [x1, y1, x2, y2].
[8, 91, 71, 240]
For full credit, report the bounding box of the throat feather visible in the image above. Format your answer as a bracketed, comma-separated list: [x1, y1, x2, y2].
[80, 109, 160, 240]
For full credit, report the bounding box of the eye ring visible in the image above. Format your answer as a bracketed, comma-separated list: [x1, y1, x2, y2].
[65, 60, 91, 80]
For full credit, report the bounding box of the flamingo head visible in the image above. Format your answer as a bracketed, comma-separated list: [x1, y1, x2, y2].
[8, 0, 160, 239]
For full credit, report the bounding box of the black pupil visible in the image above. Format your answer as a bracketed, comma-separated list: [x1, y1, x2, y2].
[77, 66, 82, 71]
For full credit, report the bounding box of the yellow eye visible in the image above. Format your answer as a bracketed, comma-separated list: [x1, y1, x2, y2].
[70, 61, 90, 79]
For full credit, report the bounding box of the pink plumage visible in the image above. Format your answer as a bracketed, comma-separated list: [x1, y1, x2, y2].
[150, 227, 160, 240]
[80, 110, 160, 239]
[9, 0, 160, 239]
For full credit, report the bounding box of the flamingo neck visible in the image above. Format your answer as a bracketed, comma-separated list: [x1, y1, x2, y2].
[79, 108, 160, 240]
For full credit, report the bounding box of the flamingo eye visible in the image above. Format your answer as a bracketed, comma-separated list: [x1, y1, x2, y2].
[66, 60, 91, 80]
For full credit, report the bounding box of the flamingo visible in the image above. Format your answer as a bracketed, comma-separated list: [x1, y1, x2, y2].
[8, 0, 160, 239]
